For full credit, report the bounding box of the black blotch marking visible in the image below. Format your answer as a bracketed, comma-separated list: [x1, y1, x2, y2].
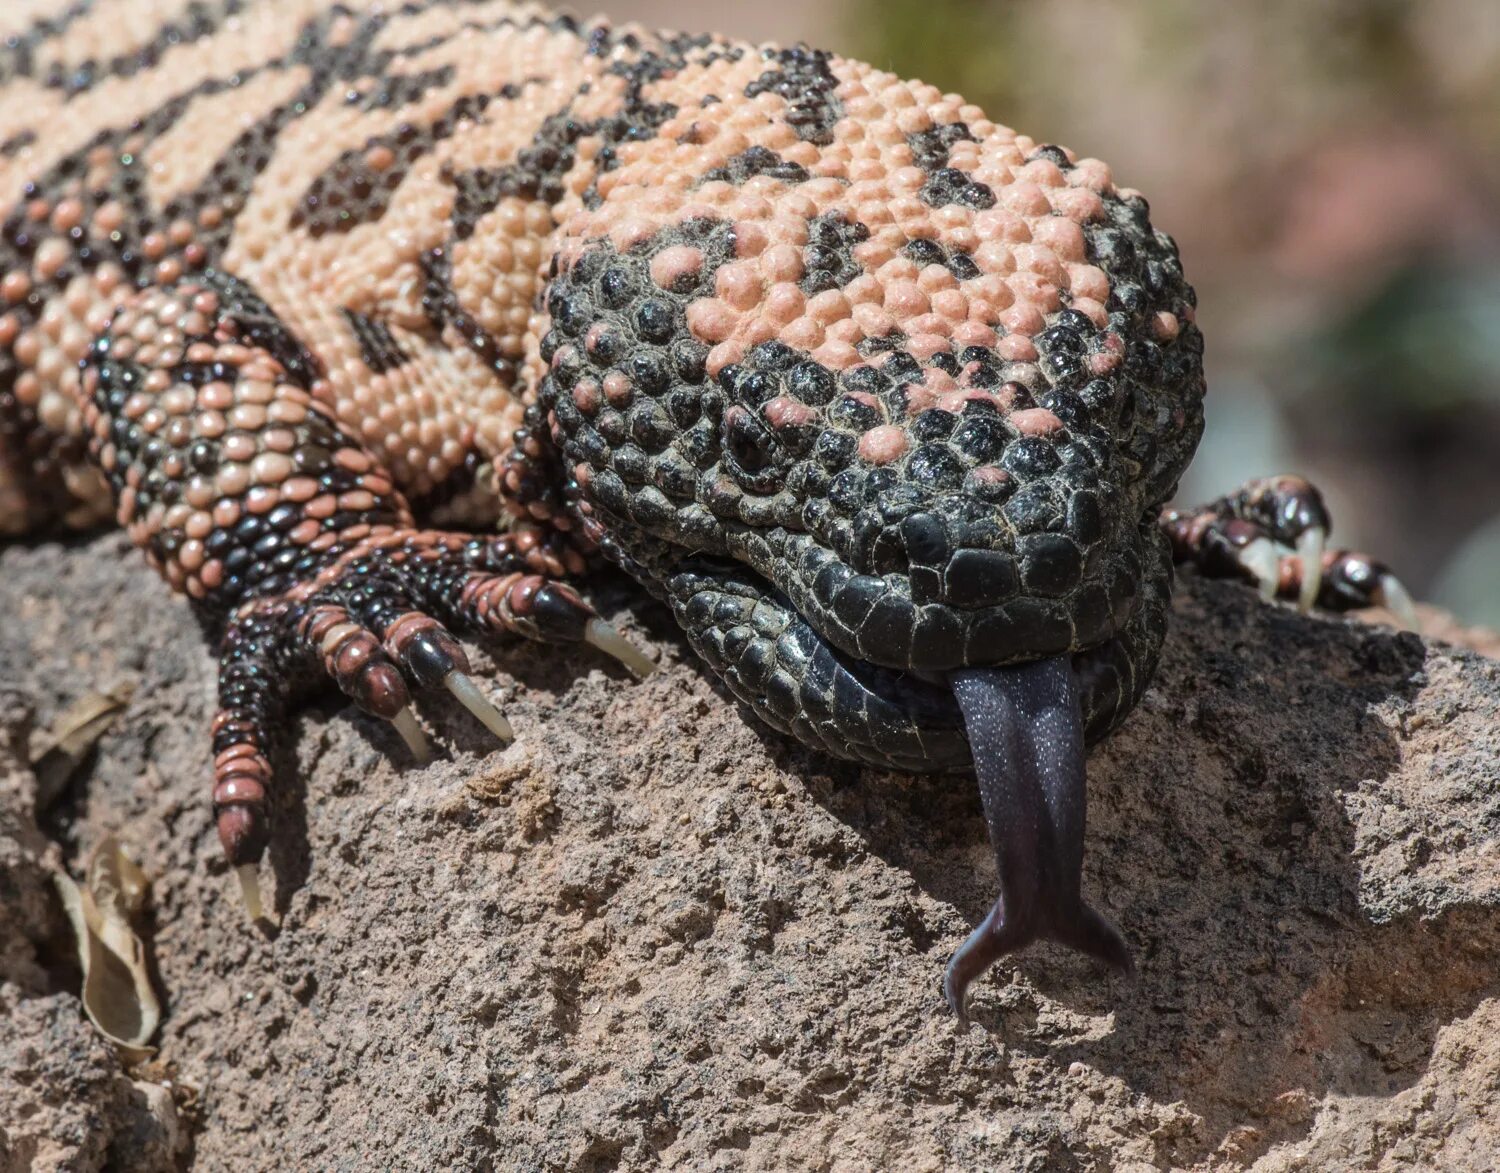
[418, 247, 513, 385]
[449, 96, 677, 230]
[12, 0, 246, 95]
[919, 167, 996, 211]
[745, 45, 841, 145]
[907, 122, 976, 173]
[802, 212, 870, 295]
[699, 145, 810, 187]
[1028, 144, 1073, 169]
[0, 0, 94, 85]
[902, 238, 980, 281]
[905, 122, 995, 210]
[346, 63, 455, 111]
[0, 130, 37, 158]
[342, 308, 410, 374]
[291, 92, 490, 237]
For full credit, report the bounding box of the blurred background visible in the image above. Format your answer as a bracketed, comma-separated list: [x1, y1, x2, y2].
[604, 0, 1500, 627]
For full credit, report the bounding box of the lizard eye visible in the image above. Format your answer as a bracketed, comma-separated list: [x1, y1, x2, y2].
[721, 406, 782, 492]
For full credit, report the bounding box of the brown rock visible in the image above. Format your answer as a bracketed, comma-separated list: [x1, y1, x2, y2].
[1, 533, 1498, 1170]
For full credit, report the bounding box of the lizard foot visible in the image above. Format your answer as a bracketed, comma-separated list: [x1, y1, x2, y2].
[211, 526, 653, 920]
[80, 273, 654, 919]
[1161, 474, 1417, 628]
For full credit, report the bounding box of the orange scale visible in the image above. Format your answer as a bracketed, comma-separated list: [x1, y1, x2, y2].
[763, 283, 806, 327]
[996, 335, 1039, 363]
[737, 318, 777, 348]
[876, 282, 924, 319]
[1065, 263, 1110, 303]
[1001, 183, 1051, 217]
[952, 321, 999, 349]
[221, 433, 258, 463]
[686, 299, 738, 344]
[810, 340, 859, 370]
[907, 333, 952, 361]
[282, 477, 319, 504]
[999, 302, 1045, 338]
[1017, 159, 1067, 188]
[179, 539, 206, 572]
[766, 215, 810, 246]
[185, 477, 215, 510]
[1008, 272, 1061, 313]
[932, 289, 969, 322]
[228, 404, 268, 431]
[1049, 186, 1105, 224]
[888, 196, 927, 223]
[852, 303, 896, 337]
[781, 317, 825, 350]
[1067, 158, 1115, 193]
[304, 493, 338, 521]
[858, 424, 908, 465]
[1088, 351, 1123, 377]
[245, 487, 279, 515]
[826, 318, 863, 346]
[1010, 408, 1065, 437]
[1012, 244, 1063, 284]
[731, 221, 769, 258]
[917, 264, 957, 293]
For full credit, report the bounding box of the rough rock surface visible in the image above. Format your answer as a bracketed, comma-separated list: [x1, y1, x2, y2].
[1, 532, 1498, 1172]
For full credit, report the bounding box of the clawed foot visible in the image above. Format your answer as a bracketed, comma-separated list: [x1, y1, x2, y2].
[211, 527, 653, 919]
[1163, 474, 1417, 629]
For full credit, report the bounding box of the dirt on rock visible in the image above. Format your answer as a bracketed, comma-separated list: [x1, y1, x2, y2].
[2, 531, 1499, 1171]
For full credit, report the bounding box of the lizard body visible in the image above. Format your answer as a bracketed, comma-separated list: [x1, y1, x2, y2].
[0, 0, 1409, 1011]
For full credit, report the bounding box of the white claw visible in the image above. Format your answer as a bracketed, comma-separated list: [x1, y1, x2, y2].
[1239, 536, 1282, 604]
[1295, 527, 1326, 613]
[236, 864, 265, 923]
[1375, 574, 1420, 632]
[390, 706, 431, 763]
[445, 671, 514, 743]
[584, 618, 656, 678]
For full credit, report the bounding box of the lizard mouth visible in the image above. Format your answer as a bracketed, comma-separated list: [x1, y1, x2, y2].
[653, 517, 1173, 774]
[714, 511, 1159, 679]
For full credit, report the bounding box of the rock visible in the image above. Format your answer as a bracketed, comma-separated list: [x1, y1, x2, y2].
[0, 532, 1497, 1171]
[0, 677, 186, 1173]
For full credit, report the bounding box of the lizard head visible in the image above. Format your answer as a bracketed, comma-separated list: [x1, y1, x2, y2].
[534, 71, 1204, 773]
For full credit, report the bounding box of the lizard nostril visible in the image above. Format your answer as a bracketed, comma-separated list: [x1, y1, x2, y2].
[901, 512, 949, 567]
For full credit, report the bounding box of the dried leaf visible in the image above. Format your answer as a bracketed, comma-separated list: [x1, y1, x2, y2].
[53, 835, 160, 1059]
[31, 684, 135, 809]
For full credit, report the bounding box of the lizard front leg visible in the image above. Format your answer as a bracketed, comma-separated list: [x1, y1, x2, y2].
[1162, 474, 1417, 628]
[82, 271, 649, 914]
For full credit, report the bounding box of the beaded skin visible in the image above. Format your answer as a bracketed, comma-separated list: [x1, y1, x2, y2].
[0, 3, 1405, 972]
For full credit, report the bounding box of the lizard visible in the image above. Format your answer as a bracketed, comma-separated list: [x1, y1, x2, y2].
[0, 0, 1416, 1017]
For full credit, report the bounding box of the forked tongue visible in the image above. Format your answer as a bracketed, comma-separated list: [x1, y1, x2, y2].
[945, 657, 1133, 1019]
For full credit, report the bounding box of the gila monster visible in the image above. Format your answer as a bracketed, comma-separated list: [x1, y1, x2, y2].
[0, 0, 1415, 1016]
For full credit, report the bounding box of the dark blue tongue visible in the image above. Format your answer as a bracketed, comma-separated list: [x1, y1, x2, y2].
[945, 658, 1133, 1019]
